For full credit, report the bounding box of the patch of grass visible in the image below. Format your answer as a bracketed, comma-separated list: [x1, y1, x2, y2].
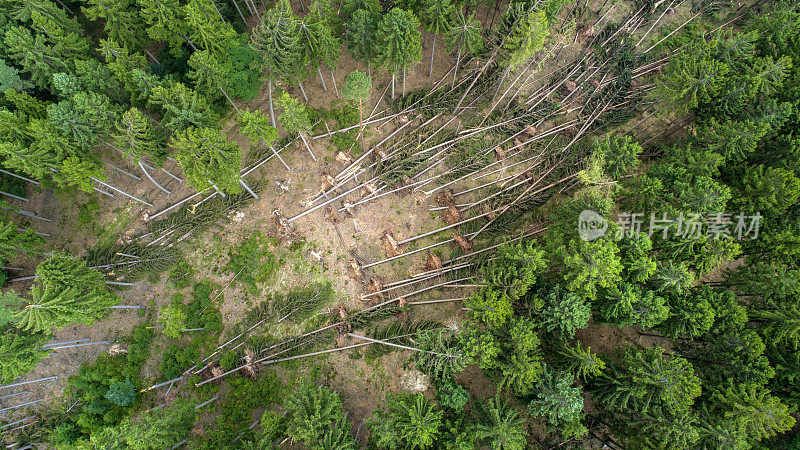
[226, 231, 282, 294]
[194, 373, 283, 449]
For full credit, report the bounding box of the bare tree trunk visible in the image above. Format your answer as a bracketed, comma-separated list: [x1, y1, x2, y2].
[53, 0, 75, 14]
[429, 34, 437, 77]
[300, 133, 316, 161]
[219, 86, 241, 114]
[452, 45, 462, 88]
[230, 0, 247, 23]
[317, 66, 328, 92]
[402, 68, 406, 97]
[298, 81, 308, 101]
[391, 73, 396, 99]
[239, 179, 259, 199]
[138, 161, 171, 194]
[145, 49, 160, 64]
[358, 99, 365, 152]
[330, 69, 339, 97]
[268, 80, 276, 126]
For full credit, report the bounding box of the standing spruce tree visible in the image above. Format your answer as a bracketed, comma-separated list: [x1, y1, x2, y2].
[528, 365, 586, 439]
[476, 396, 528, 450]
[346, 8, 379, 76]
[83, 0, 148, 49]
[0, 332, 49, 383]
[422, 0, 453, 77]
[149, 81, 216, 132]
[3, 16, 90, 89]
[137, 0, 190, 54]
[368, 393, 443, 448]
[712, 383, 795, 442]
[376, 8, 423, 98]
[113, 108, 166, 163]
[13, 253, 116, 333]
[237, 108, 284, 168]
[300, 1, 341, 95]
[593, 346, 701, 415]
[285, 383, 356, 447]
[276, 93, 316, 161]
[341, 70, 371, 152]
[188, 49, 242, 113]
[171, 126, 242, 194]
[537, 285, 591, 338]
[0, 219, 44, 262]
[445, 10, 483, 88]
[553, 341, 606, 381]
[184, 0, 237, 55]
[250, 0, 301, 125]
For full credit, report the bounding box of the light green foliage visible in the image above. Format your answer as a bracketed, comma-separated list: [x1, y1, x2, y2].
[113, 107, 165, 161]
[498, 318, 544, 395]
[47, 91, 119, 150]
[528, 365, 586, 438]
[115, 398, 196, 449]
[752, 298, 800, 349]
[445, 10, 483, 56]
[651, 261, 695, 294]
[172, 126, 242, 194]
[0, 332, 49, 383]
[467, 240, 545, 327]
[619, 233, 657, 283]
[554, 341, 605, 381]
[285, 383, 355, 449]
[422, 0, 453, 35]
[342, 70, 372, 103]
[376, 8, 423, 73]
[184, 0, 237, 55]
[713, 383, 796, 442]
[413, 329, 466, 380]
[591, 134, 642, 180]
[0, 59, 31, 92]
[0, 219, 44, 262]
[158, 304, 187, 339]
[476, 396, 527, 450]
[277, 93, 312, 135]
[537, 285, 591, 338]
[250, 0, 301, 82]
[82, 0, 147, 49]
[503, 6, 549, 70]
[346, 8, 379, 66]
[238, 108, 279, 148]
[137, 0, 188, 54]
[149, 81, 215, 132]
[14, 253, 116, 333]
[559, 237, 622, 300]
[369, 393, 443, 449]
[659, 291, 716, 338]
[225, 231, 281, 294]
[105, 379, 137, 406]
[735, 165, 800, 216]
[595, 346, 701, 416]
[599, 283, 669, 329]
[0, 290, 24, 327]
[436, 379, 469, 413]
[657, 38, 731, 112]
[3, 18, 89, 89]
